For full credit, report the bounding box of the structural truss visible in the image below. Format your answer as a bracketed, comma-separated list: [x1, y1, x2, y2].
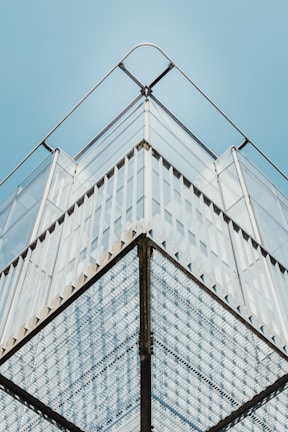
[0, 44, 287, 431]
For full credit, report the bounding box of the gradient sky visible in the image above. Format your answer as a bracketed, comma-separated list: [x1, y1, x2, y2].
[1, 1, 287, 189]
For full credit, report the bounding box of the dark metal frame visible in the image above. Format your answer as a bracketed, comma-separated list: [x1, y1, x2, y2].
[207, 374, 288, 432]
[0, 234, 287, 431]
[138, 237, 152, 432]
[0, 374, 85, 432]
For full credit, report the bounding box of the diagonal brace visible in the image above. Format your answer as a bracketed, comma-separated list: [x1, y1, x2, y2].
[118, 62, 145, 90]
[0, 373, 85, 432]
[148, 62, 174, 89]
[118, 62, 174, 98]
[207, 373, 288, 431]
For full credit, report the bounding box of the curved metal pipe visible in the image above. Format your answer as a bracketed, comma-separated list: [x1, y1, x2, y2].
[40, 41, 286, 182]
[237, 141, 288, 182]
[20, 42, 251, 150]
[1, 42, 286, 187]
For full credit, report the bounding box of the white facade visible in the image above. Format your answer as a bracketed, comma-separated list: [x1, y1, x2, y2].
[0, 98, 288, 349]
[0, 45, 287, 431]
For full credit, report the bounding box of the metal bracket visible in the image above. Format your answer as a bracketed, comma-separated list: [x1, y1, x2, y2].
[141, 86, 152, 98]
[118, 61, 175, 100]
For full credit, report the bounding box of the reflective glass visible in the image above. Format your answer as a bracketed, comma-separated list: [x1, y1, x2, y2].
[74, 101, 144, 200]
[149, 101, 221, 206]
[0, 156, 52, 271]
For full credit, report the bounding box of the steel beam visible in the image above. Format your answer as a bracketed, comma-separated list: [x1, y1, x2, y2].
[138, 237, 152, 432]
[149, 63, 174, 89]
[118, 62, 144, 90]
[0, 373, 85, 432]
[206, 373, 288, 432]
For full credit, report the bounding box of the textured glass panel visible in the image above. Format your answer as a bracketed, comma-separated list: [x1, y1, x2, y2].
[74, 102, 144, 193]
[149, 101, 220, 205]
[0, 389, 62, 432]
[0, 147, 145, 346]
[149, 153, 241, 298]
[227, 384, 288, 431]
[151, 249, 288, 431]
[0, 161, 50, 270]
[0, 247, 140, 431]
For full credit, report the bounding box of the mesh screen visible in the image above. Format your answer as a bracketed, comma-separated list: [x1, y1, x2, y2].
[0, 248, 140, 432]
[151, 249, 288, 431]
[0, 242, 287, 431]
[0, 390, 63, 432]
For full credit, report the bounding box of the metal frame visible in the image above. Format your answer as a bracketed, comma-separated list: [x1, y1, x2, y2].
[0, 234, 287, 431]
[138, 237, 152, 432]
[1, 42, 286, 190]
[1, 139, 288, 350]
[0, 373, 85, 432]
[0, 43, 288, 431]
[207, 374, 288, 432]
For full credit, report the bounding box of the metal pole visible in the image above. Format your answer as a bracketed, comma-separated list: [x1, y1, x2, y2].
[207, 373, 288, 432]
[0, 142, 54, 188]
[138, 236, 152, 432]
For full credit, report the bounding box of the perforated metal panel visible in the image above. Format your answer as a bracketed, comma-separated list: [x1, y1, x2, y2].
[0, 247, 140, 431]
[0, 391, 63, 432]
[150, 248, 288, 431]
[0, 239, 287, 431]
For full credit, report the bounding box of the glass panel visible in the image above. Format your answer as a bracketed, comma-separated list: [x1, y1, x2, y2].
[239, 142, 288, 198]
[149, 101, 221, 206]
[0, 147, 146, 345]
[73, 101, 144, 200]
[230, 150, 288, 268]
[0, 389, 62, 432]
[151, 249, 288, 431]
[37, 151, 77, 234]
[0, 247, 140, 431]
[228, 384, 288, 431]
[0, 156, 52, 271]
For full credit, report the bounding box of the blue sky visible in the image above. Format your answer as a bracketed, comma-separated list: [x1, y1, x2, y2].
[0, 1, 287, 189]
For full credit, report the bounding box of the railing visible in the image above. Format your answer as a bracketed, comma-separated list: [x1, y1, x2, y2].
[0, 144, 288, 351]
[0, 146, 144, 345]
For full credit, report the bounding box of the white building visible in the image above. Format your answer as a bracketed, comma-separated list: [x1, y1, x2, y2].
[0, 44, 287, 431]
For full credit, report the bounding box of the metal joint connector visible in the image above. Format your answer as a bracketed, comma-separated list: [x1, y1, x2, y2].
[141, 86, 152, 98]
